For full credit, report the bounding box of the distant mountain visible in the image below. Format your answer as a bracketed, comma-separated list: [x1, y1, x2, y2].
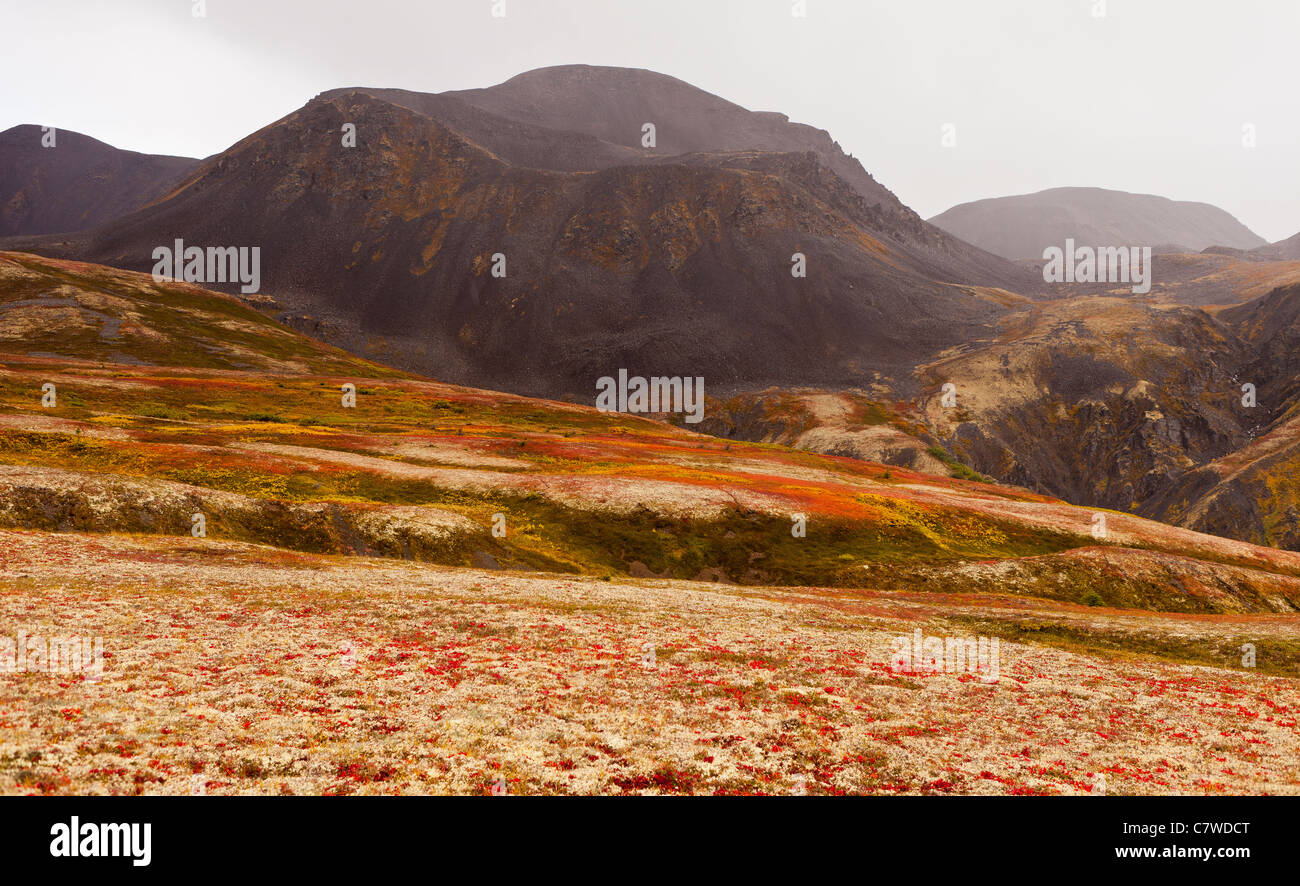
[1252, 230, 1300, 260]
[0, 125, 197, 237]
[928, 187, 1266, 261]
[4, 68, 1037, 398]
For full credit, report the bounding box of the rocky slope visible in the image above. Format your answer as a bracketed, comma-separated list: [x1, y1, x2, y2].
[436, 65, 1032, 290]
[1137, 283, 1300, 547]
[895, 282, 1300, 550]
[0, 250, 395, 375]
[4, 67, 1041, 399]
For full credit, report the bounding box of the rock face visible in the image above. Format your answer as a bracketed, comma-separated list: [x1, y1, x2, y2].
[919, 297, 1247, 506]
[902, 283, 1300, 549]
[929, 186, 1266, 261]
[0, 125, 197, 237]
[1222, 281, 1300, 412]
[1136, 282, 1300, 549]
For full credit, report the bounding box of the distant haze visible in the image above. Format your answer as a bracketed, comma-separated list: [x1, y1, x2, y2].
[929, 187, 1268, 261]
[2, 0, 1297, 241]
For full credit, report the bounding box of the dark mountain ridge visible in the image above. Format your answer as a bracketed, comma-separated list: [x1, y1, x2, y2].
[4, 70, 1037, 397]
[0, 125, 198, 237]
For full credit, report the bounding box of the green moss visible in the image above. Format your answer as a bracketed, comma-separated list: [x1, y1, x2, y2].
[927, 445, 988, 483]
[844, 397, 892, 429]
[136, 402, 190, 421]
[947, 615, 1300, 678]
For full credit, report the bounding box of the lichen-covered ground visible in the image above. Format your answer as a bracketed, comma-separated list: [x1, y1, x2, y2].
[3, 529, 1295, 796]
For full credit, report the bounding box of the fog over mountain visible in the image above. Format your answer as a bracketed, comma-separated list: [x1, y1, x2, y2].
[4, 0, 1298, 241]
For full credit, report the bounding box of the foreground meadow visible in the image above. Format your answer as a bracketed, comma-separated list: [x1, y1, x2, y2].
[2, 529, 1296, 796]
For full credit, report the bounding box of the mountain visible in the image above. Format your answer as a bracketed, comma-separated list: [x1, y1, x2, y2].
[0, 125, 197, 237]
[3, 69, 1038, 398]
[443, 66, 908, 206]
[915, 295, 1250, 508]
[699, 277, 1300, 551]
[1252, 230, 1300, 260]
[6, 68, 1298, 557]
[928, 187, 1267, 261]
[434, 65, 1026, 288]
[900, 278, 1300, 551]
[623, 283, 1300, 552]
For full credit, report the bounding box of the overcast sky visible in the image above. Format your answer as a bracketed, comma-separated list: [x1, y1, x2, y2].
[3, 0, 1296, 241]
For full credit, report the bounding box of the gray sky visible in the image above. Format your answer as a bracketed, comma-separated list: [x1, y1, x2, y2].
[4, 0, 1296, 241]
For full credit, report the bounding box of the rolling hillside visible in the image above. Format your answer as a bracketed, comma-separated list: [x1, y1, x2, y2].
[3, 252, 1298, 797]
